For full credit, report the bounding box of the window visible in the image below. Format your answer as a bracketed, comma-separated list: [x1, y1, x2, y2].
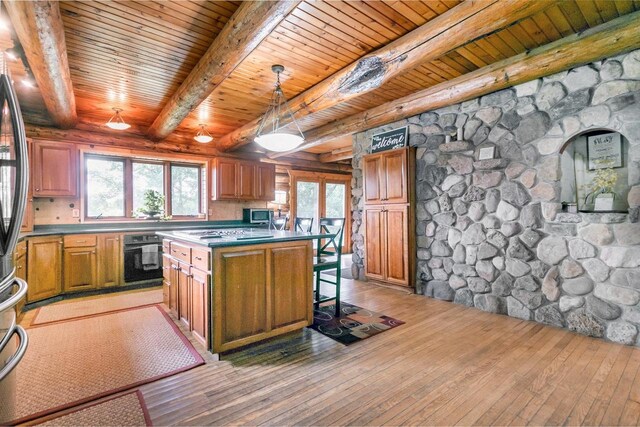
[84, 154, 204, 219]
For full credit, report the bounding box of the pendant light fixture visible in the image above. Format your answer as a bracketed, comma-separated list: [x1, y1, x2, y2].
[254, 64, 304, 152]
[105, 108, 130, 130]
[194, 124, 213, 143]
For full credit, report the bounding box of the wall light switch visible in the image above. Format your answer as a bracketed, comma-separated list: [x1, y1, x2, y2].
[72, 209, 80, 218]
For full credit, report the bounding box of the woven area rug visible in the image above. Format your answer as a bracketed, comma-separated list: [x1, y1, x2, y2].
[310, 301, 405, 345]
[31, 288, 163, 326]
[37, 391, 151, 426]
[7, 305, 203, 425]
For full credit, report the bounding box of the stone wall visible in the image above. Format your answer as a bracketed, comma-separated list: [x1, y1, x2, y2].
[351, 49, 640, 346]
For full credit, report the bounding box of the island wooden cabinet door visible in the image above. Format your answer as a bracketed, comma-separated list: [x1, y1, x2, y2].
[177, 263, 191, 329]
[383, 149, 408, 204]
[364, 154, 383, 204]
[384, 205, 409, 286]
[270, 243, 313, 329]
[97, 233, 122, 288]
[364, 206, 385, 281]
[27, 236, 63, 302]
[63, 247, 97, 292]
[190, 268, 210, 348]
[162, 254, 172, 306]
[32, 140, 77, 197]
[168, 258, 180, 315]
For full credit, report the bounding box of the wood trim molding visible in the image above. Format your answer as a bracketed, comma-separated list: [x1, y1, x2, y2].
[217, 0, 553, 152]
[146, 0, 300, 141]
[274, 9, 640, 156]
[5, 1, 77, 128]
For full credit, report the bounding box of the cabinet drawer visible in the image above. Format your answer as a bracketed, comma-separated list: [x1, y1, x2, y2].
[64, 234, 97, 248]
[170, 242, 191, 264]
[162, 239, 171, 253]
[15, 240, 27, 259]
[191, 247, 210, 271]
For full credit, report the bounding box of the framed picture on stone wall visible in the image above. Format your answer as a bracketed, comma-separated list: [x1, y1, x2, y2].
[587, 132, 622, 170]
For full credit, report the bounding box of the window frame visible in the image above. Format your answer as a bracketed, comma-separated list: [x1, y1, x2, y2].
[83, 153, 205, 221]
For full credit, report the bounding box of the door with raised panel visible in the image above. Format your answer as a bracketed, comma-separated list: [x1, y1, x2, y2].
[363, 154, 383, 204]
[169, 258, 180, 315]
[364, 207, 385, 281]
[98, 234, 122, 287]
[213, 158, 237, 200]
[385, 205, 409, 286]
[63, 247, 97, 292]
[255, 164, 275, 201]
[27, 236, 63, 302]
[190, 268, 209, 348]
[238, 161, 255, 199]
[177, 263, 191, 329]
[33, 141, 77, 197]
[383, 149, 407, 204]
[270, 243, 312, 329]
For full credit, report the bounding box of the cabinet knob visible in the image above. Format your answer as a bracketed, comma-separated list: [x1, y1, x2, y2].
[115, 238, 119, 241]
[92, 251, 96, 254]
[35, 188, 40, 191]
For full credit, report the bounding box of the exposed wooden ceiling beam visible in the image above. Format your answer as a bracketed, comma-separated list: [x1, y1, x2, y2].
[320, 147, 353, 163]
[217, 0, 553, 152]
[5, 0, 77, 128]
[271, 10, 640, 158]
[146, 0, 300, 141]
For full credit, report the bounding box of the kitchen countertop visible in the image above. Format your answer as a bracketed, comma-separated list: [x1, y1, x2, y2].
[21, 220, 266, 238]
[157, 229, 328, 248]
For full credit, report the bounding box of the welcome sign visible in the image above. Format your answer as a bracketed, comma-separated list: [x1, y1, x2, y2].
[371, 127, 408, 153]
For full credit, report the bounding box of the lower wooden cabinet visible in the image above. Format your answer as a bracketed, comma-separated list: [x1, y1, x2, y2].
[27, 236, 63, 302]
[97, 233, 123, 288]
[15, 241, 27, 316]
[177, 262, 191, 329]
[63, 247, 97, 292]
[189, 268, 210, 348]
[364, 204, 413, 287]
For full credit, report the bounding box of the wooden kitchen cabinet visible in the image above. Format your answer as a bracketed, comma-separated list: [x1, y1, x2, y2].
[14, 240, 27, 316]
[27, 236, 63, 302]
[190, 267, 210, 348]
[168, 257, 180, 316]
[211, 158, 276, 201]
[364, 207, 385, 281]
[363, 148, 410, 205]
[97, 233, 123, 288]
[177, 262, 191, 329]
[63, 247, 97, 292]
[32, 140, 77, 197]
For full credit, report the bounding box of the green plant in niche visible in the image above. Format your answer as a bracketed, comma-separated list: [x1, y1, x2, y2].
[134, 189, 169, 219]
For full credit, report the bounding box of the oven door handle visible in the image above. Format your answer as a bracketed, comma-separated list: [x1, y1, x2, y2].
[0, 276, 27, 314]
[0, 324, 28, 382]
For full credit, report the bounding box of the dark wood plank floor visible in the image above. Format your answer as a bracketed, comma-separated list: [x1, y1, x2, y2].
[140, 278, 640, 426]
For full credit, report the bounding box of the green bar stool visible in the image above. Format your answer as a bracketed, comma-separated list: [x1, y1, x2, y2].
[313, 217, 345, 317]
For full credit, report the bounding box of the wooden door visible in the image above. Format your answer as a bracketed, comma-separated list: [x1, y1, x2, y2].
[97, 234, 122, 287]
[33, 141, 77, 197]
[213, 158, 237, 200]
[364, 207, 385, 281]
[385, 205, 410, 286]
[270, 243, 313, 329]
[238, 161, 255, 199]
[383, 149, 407, 204]
[255, 163, 276, 201]
[190, 268, 210, 349]
[169, 258, 180, 315]
[162, 254, 172, 306]
[63, 247, 97, 292]
[214, 248, 267, 348]
[363, 154, 383, 204]
[177, 263, 191, 329]
[27, 236, 62, 302]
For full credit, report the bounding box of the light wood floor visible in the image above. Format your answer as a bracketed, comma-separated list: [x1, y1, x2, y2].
[132, 278, 640, 426]
[20, 279, 640, 426]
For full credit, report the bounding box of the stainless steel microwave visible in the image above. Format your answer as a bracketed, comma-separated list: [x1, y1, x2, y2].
[243, 208, 271, 224]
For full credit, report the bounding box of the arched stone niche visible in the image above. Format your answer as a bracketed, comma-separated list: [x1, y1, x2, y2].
[560, 129, 631, 213]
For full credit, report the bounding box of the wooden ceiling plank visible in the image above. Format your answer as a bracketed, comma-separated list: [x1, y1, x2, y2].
[613, 1, 635, 16]
[472, 38, 507, 62]
[5, 0, 77, 128]
[275, 23, 360, 63]
[280, 16, 364, 57]
[507, 20, 545, 49]
[495, 25, 531, 53]
[542, 6, 576, 37]
[338, 2, 405, 39]
[455, 46, 490, 69]
[147, 1, 300, 141]
[593, 0, 621, 21]
[384, 1, 428, 26]
[319, 148, 353, 163]
[218, 0, 554, 151]
[276, 10, 640, 158]
[532, 13, 564, 41]
[558, 0, 590, 32]
[517, 17, 553, 46]
[575, 0, 604, 28]
[354, 1, 418, 33]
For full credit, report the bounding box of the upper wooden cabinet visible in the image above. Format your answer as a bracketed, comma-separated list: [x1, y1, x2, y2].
[32, 140, 78, 197]
[211, 158, 275, 201]
[363, 148, 412, 205]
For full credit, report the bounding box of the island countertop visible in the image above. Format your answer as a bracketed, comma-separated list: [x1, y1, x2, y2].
[156, 228, 329, 248]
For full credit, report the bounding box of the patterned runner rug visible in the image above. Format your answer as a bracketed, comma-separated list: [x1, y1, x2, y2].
[310, 301, 405, 345]
[37, 391, 151, 426]
[31, 288, 163, 326]
[4, 305, 203, 425]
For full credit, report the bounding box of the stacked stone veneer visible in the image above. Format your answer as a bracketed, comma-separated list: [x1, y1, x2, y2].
[351, 49, 640, 346]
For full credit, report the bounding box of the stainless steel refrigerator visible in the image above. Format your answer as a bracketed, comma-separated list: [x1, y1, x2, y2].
[0, 61, 30, 423]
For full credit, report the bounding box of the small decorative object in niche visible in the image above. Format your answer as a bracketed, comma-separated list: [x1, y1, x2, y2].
[370, 126, 408, 153]
[587, 132, 622, 170]
[585, 160, 618, 211]
[478, 146, 495, 160]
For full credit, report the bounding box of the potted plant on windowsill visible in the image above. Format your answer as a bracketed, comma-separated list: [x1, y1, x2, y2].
[133, 190, 170, 220]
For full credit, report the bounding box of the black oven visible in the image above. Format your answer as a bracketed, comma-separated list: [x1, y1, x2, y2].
[123, 234, 163, 283]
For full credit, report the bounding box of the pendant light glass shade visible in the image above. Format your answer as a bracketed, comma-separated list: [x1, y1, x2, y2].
[105, 108, 130, 130]
[194, 124, 213, 143]
[254, 65, 304, 152]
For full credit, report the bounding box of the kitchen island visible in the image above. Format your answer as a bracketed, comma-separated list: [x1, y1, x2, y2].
[157, 228, 325, 354]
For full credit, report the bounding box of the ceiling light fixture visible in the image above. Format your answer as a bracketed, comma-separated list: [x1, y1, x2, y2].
[105, 107, 131, 130]
[194, 124, 213, 143]
[254, 64, 304, 152]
